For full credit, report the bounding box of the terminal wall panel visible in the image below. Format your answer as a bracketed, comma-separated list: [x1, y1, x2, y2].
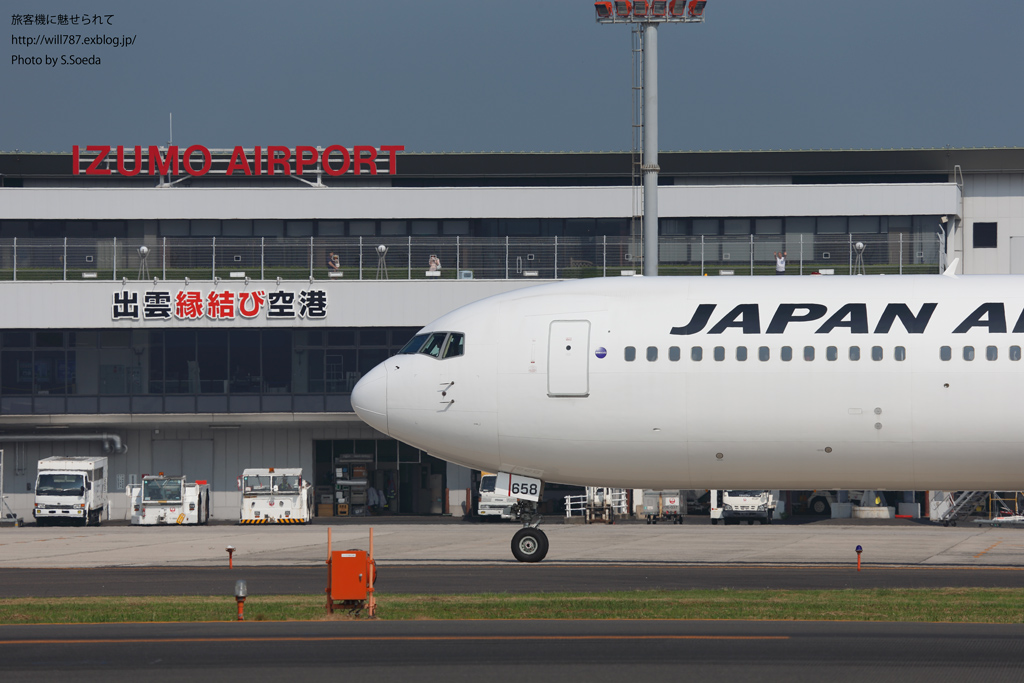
[962, 174, 1024, 274]
[0, 280, 542, 330]
[1, 183, 960, 221]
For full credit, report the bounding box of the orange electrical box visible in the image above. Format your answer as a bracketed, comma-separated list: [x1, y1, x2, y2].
[325, 528, 377, 616]
[329, 550, 373, 601]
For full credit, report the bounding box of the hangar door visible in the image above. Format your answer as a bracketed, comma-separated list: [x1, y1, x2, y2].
[548, 320, 590, 397]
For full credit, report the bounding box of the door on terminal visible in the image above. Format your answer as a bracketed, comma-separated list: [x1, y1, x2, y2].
[547, 320, 590, 397]
[1011, 236, 1024, 274]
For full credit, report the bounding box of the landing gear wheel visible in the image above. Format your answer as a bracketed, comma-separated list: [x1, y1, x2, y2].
[810, 498, 830, 516]
[511, 527, 549, 563]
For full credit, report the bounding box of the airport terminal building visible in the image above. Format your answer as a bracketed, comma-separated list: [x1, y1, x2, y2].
[0, 145, 1022, 521]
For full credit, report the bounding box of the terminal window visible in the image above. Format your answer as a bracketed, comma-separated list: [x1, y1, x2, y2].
[973, 222, 997, 248]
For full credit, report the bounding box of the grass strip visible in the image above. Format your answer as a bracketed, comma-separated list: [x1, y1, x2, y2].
[1, 589, 1022, 624]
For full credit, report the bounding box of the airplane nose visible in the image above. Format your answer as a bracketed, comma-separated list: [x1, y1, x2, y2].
[351, 362, 389, 435]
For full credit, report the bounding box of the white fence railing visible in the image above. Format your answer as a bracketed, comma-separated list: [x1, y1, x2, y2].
[565, 487, 629, 520]
[0, 233, 941, 282]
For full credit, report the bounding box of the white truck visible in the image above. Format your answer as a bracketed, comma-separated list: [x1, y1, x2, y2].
[239, 467, 313, 524]
[127, 475, 210, 525]
[478, 473, 515, 520]
[710, 489, 776, 525]
[34, 456, 108, 527]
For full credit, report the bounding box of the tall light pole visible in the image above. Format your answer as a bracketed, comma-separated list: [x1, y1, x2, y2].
[595, 1, 707, 276]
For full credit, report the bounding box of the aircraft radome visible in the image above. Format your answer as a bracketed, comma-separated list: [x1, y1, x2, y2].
[352, 272, 1024, 562]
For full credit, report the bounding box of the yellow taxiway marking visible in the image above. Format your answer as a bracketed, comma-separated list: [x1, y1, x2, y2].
[973, 541, 1003, 559]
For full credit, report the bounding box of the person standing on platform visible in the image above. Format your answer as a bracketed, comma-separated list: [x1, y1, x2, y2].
[774, 251, 787, 275]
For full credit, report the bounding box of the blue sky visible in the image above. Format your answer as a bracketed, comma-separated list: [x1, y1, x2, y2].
[5, 0, 1023, 153]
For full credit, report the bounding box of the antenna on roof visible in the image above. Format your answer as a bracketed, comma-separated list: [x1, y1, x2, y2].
[168, 113, 173, 146]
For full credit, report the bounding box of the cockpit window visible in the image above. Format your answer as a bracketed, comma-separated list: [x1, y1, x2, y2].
[417, 332, 465, 360]
[399, 334, 429, 354]
[442, 333, 464, 359]
[420, 333, 447, 358]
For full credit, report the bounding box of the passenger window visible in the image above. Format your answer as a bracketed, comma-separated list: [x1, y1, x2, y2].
[736, 346, 747, 361]
[894, 346, 906, 361]
[625, 346, 636, 362]
[647, 346, 658, 362]
[940, 346, 951, 361]
[871, 346, 883, 361]
[758, 346, 770, 361]
[963, 346, 975, 361]
[1011, 346, 1022, 361]
[849, 346, 860, 361]
[986, 346, 997, 361]
[804, 346, 815, 361]
[691, 346, 702, 361]
[781, 346, 792, 362]
[826, 346, 837, 361]
[419, 332, 447, 358]
[442, 333, 464, 359]
[669, 346, 680, 362]
[714, 346, 725, 362]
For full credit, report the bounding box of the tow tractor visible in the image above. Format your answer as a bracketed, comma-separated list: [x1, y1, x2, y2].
[127, 474, 210, 525]
[239, 467, 313, 524]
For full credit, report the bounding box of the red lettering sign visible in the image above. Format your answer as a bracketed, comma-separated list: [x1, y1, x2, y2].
[75, 145, 402, 177]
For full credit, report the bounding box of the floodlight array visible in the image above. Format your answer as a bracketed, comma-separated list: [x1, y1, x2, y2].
[595, 0, 706, 23]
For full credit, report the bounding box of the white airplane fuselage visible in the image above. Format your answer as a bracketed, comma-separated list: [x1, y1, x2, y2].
[352, 275, 1024, 492]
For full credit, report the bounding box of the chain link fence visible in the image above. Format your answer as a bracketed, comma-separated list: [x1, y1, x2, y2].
[0, 234, 942, 281]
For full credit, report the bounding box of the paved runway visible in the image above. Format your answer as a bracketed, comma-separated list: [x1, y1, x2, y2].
[2, 620, 1023, 682]
[3, 519, 1024, 568]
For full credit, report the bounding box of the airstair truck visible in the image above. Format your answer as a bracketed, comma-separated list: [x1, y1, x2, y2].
[34, 456, 108, 526]
[128, 475, 209, 525]
[239, 467, 313, 524]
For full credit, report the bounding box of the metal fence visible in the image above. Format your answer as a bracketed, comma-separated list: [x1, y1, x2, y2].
[0, 233, 943, 282]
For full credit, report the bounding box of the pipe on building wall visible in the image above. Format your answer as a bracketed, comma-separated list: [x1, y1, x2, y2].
[0, 433, 127, 454]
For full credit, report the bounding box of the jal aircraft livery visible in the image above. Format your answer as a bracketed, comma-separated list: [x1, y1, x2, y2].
[352, 273, 1024, 560]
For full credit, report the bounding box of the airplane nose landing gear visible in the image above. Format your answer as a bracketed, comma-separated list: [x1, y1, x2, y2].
[503, 475, 547, 562]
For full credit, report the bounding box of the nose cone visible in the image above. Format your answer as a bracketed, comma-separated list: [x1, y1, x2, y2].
[351, 362, 388, 435]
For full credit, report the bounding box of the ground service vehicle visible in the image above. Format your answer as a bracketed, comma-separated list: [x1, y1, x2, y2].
[352, 272, 1024, 561]
[128, 475, 210, 525]
[478, 473, 515, 520]
[34, 456, 108, 526]
[710, 490, 776, 525]
[239, 467, 313, 524]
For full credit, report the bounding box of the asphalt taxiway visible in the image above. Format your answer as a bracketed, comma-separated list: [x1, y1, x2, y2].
[2, 620, 1023, 682]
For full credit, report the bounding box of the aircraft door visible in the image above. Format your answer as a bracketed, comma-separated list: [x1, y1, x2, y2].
[548, 320, 590, 397]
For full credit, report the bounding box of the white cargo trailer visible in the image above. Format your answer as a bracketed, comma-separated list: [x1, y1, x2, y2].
[239, 467, 313, 524]
[34, 456, 108, 526]
[127, 475, 210, 525]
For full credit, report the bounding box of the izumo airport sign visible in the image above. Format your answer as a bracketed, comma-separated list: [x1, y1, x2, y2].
[73, 144, 404, 177]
